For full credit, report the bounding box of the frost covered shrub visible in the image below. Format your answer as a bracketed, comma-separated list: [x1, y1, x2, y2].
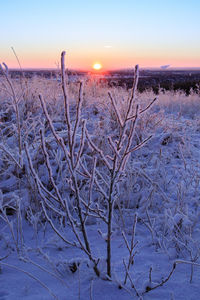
[24, 51, 156, 279]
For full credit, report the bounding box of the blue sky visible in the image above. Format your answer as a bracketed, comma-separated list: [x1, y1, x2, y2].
[1, 0, 200, 69]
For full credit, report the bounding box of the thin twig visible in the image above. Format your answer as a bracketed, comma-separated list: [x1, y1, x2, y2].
[0, 261, 59, 300]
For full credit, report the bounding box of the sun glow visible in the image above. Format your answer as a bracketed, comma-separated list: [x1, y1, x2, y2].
[92, 63, 102, 70]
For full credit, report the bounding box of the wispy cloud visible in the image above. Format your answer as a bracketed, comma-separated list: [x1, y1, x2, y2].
[104, 45, 112, 48]
[160, 64, 171, 69]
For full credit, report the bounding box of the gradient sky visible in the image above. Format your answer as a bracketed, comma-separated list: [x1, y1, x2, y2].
[1, 0, 200, 70]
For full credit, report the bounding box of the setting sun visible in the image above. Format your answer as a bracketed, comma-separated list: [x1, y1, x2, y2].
[92, 63, 102, 70]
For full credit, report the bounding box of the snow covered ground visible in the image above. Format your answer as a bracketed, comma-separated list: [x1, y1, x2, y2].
[0, 71, 200, 299]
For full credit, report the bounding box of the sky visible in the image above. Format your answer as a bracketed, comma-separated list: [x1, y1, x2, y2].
[1, 0, 200, 70]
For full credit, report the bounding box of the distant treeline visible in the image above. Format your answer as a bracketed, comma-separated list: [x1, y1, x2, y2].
[0, 69, 81, 79]
[1, 69, 200, 95]
[105, 70, 200, 95]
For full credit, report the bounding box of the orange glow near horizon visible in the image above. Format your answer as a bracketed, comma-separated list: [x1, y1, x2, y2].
[3, 58, 200, 71]
[1, 50, 200, 70]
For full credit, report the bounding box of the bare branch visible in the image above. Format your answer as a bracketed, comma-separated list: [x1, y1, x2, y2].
[61, 51, 72, 148]
[125, 135, 152, 156]
[127, 98, 157, 121]
[108, 92, 123, 127]
[85, 129, 112, 170]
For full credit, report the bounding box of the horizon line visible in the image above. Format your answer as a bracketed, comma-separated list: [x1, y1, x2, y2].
[3, 66, 200, 72]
